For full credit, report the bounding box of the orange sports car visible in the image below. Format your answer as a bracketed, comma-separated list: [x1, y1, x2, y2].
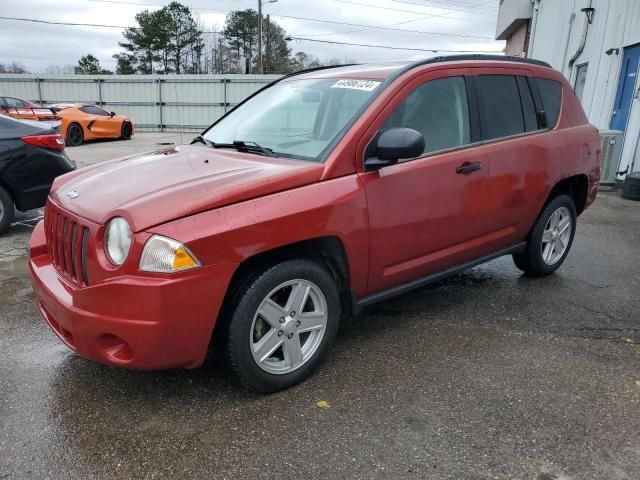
[50, 104, 135, 146]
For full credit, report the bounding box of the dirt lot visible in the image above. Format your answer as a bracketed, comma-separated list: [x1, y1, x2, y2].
[1, 135, 639, 479]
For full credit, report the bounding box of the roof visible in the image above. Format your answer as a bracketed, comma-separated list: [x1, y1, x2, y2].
[288, 55, 552, 81]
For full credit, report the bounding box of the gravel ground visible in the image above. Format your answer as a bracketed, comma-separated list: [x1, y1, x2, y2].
[0, 137, 639, 479]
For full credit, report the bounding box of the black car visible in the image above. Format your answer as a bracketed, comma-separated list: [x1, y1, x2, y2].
[0, 114, 76, 233]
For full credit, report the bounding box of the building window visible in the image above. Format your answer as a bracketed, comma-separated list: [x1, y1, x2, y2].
[574, 63, 588, 101]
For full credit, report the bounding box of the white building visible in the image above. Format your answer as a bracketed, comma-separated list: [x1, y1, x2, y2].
[496, 0, 640, 179]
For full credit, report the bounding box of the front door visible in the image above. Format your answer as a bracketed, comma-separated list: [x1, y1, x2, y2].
[361, 72, 492, 294]
[610, 43, 640, 132]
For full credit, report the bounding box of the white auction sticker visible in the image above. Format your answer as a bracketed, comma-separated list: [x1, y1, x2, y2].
[331, 79, 381, 91]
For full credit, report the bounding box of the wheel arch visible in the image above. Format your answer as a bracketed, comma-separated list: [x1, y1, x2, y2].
[0, 176, 17, 203]
[211, 236, 352, 346]
[546, 174, 589, 216]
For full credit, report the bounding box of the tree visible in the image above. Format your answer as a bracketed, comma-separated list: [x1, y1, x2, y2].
[262, 17, 291, 74]
[120, 9, 171, 74]
[290, 51, 322, 71]
[0, 62, 29, 74]
[44, 64, 75, 74]
[75, 54, 111, 74]
[118, 2, 203, 74]
[165, 2, 204, 74]
[223, 9, 259, 74]
[113, 53, 137, 74]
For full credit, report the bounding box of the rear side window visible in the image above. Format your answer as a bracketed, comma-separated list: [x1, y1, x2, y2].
[536, 78, 562, 128]
[475, 75, 525, 140]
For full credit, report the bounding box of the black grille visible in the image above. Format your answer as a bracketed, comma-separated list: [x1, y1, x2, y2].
[44, 201, 90, 286]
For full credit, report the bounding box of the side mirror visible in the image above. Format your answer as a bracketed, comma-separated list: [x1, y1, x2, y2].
[365, 127, 425, 170]
[110, 111, 116, 117]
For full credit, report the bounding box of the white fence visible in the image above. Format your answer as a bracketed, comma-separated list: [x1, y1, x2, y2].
[0, 74, 282, 132]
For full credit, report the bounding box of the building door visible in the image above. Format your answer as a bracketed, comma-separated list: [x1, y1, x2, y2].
[610, 43, 640, 132]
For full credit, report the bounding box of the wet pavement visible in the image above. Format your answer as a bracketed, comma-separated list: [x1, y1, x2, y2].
[1, 191, 639, 479]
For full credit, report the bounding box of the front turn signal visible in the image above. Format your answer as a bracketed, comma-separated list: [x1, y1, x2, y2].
[140, 235, 201, 273]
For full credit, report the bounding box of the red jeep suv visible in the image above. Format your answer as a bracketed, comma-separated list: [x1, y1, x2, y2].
[29, 56, 600, 392]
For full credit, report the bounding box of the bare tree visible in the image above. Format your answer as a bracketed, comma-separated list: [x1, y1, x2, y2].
[44, 64, 75, 74]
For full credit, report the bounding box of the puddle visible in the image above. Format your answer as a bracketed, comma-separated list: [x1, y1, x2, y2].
[0, 256, 31, 282]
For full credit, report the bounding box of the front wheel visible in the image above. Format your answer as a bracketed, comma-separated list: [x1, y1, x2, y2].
[120, 122, 132, 140]
[225, 259, 340, 393]
[513, 194, 577, 277]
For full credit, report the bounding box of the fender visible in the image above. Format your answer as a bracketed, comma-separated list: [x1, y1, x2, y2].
[147, 174, 371, 297]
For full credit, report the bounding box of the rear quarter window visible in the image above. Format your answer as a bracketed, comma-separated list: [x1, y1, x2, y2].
[535, 78, 563, 128]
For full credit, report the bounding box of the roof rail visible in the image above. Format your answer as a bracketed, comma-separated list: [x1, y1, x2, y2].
[411, 54, 552, 69]
[282, 63, 359, 80]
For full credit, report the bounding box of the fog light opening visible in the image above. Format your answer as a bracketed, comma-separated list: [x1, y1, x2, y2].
[98, 334, 133, 363]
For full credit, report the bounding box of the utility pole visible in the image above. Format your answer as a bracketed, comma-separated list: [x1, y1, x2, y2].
[258, 0, 263, 74]
[265, 14, 270, 74]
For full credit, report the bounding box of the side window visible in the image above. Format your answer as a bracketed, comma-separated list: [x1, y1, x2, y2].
[517, 76, 539, 132]
[80, 106, 109, 116]
[475, 75, 525, 140]
[380, 76, 471, 154]
[5, 97, 26, 108]
[536, 78, 563, 128]
[574, 64, 588, 101]
[0, 98, 6, 108]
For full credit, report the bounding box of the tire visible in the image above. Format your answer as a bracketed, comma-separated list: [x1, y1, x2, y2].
[66, 123, 84, 147]
[225, 259, 340, 393]
[0, 185, 15, 235]
[513, 194, 577, 277]
[120, 122, 132, 140]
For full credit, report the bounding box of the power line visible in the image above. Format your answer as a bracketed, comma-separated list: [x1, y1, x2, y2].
[0, 13, 495, 42]
[0, 15, 225, 34]
[0, 15, 133, 29]
[393, 0, 497, 11]
[332, 0, 495, 24]
[89, 0, 493, 33]
[390, 0, 497, 17]
[286, 36, 503, 53]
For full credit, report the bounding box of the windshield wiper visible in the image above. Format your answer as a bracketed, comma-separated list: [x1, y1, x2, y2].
[212, 140, 275, 157]
[191, 134, 214, 148]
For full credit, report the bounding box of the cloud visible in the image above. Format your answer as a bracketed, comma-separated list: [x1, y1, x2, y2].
[0, 0, 504, 72]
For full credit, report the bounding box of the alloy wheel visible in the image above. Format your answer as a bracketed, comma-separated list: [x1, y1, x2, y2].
[541, 206, 572, 265]
[68, 125, 82, 145]
[250, 279, 328, 375]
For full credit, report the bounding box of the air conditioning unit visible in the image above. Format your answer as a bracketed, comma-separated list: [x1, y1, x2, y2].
[599, 130, 624, 185]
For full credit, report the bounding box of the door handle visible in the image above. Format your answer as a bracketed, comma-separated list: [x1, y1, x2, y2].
[456, 162, 483, 174]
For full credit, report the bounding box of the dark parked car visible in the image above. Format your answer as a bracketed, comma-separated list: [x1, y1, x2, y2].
[0, 114, 75, 233]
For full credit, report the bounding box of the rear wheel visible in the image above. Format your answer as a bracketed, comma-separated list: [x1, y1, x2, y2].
[225, 259, 340, 393]
[120, 122, 132, 140]
[513, 194, 577, 277]
[0, 186, 15, 234]
[66, 123, 84, 146]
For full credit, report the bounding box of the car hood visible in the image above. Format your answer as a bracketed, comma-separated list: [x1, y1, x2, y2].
[50, 145, 324, 231]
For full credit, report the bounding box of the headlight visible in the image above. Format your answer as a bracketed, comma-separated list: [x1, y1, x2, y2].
[104, 217, 132, 266]
[140, 235, 201, 273]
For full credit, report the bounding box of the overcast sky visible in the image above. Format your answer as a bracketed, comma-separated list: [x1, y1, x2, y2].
[0, 0, 504, 72]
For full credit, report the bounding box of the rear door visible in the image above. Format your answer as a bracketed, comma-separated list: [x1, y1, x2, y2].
[469, 70, 561, 248]
[360, 69, 494, 294]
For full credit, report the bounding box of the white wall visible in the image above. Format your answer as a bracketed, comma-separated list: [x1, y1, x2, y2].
[529, 0, 640, 175]
[0, 74, 281, 132]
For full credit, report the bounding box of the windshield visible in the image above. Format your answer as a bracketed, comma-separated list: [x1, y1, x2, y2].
[203, 78, 381, 161]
